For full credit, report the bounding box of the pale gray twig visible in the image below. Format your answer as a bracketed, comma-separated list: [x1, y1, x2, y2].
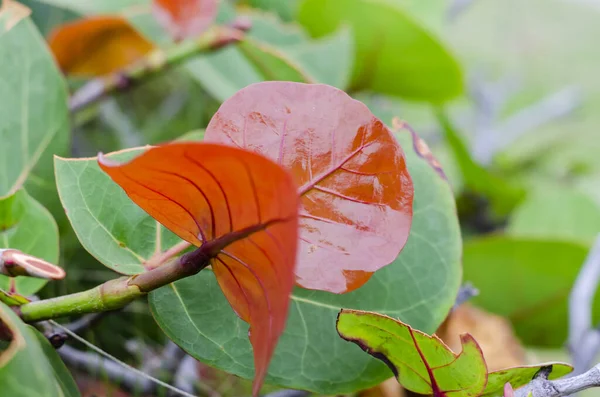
[453, 282, 479, 310]
[514, 364, 600, 397]
[569, 234, 600, 375]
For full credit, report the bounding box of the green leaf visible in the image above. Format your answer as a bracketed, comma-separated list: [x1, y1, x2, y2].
[175, 129, 206, 142]
[0, 1, 69, 198]
[245, 12, 307, 45]
[245, 0, 300, 21]
[508, 187, 600, 245]
[482, 363, 572, 397]
[0, 190, 59, 296]
[336, 309, 488, 397]
[54, 151, 184, 274]
[297, 0, 463, 102]
[148, 130, 461, 394]
[463, 236, 590, 346]
[283, 27, 354, 89]
[0, 302, 80, 397]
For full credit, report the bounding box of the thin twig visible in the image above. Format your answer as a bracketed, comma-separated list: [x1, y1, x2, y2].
[69, 21, 249, 113]
[514, 364, 600, 397]
[453, 282, 479, 310]
[54, 321, 197, 397]
[262, 390, 310, 397]
[569, 234, 600, 375]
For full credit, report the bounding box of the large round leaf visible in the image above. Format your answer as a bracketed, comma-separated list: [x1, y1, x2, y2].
[54, 150, 183, 275]
[297, 0, 463, 102]
[0, 302, 80, 397]
[149, 129, 461, 393]
[463, 236, 590, 346]
[0, 0, 69, 199]
[0, 190, 59, 296]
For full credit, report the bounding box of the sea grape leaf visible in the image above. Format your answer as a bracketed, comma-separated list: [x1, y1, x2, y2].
[463, 236, 590, 346]
[0, 190, 59, 296]
[204, 81, 414, 293]
[152, 0, 218, 41]
[149, 127, 461, 393]
[0, 0, 69, 199]
[98, 143, 299, 396]
[336, 309, 488, 397]
[0, 302, 80, 397]
[297, 0, 463, 102]
[55, 150, 187, 274]
[481, 363, 572, 397]
[507, 187, 600, 245]
[48, 15, 154, 76]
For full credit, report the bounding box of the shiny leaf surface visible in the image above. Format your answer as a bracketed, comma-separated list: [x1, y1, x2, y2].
[153, 0, 218, 40]
[0, 191, 59, 296]
[98, 143, 299, 396]
[49, 15, 154, 76]
[205, 81, 414, 293]
[0, 302, 80, 397]
[337, 309, 488, 397]
[0, 0, 69, 199]
[149, 129, 461, 394]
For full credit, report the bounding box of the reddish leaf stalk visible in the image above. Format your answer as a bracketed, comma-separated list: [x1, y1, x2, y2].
[69, 22, 248, 113]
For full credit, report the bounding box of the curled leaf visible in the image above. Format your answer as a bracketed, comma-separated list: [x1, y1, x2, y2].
[98, 142, 299, 396]
[337, 309, 488, 397]
[153, 0, 219, 41]
[205, 81, 414, 293]
[49, 16, 154, 76]
[0, 249, 65, 280]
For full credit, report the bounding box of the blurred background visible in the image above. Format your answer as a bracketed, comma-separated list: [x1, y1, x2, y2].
[16, 0, 600, 395]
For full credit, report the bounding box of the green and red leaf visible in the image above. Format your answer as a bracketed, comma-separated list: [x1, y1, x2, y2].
[336, 309, 488, 397]
[204, 82, 414, 293]
[98, 142, 299, 396]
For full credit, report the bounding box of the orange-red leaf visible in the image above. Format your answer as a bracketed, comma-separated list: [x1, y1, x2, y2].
[205, 82, 414, 293]
[152, 0, 219, 41]
[98, 143, 299, 396]
[48, 16, 154, 77]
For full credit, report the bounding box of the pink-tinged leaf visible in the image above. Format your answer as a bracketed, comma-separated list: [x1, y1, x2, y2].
[98, 143, 299, 396]
[0, 249, 65, 280]
[204, 82, 414, 293]
[152, 0, 219, 41]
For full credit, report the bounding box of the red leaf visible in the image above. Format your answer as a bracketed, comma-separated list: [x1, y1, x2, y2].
[204, 82, 414, 293]
[152, 0, 219, 41]
[48, 16, 154, 77]
[98, 143, 299, 396]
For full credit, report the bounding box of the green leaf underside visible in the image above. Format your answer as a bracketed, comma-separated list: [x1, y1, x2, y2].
[147, 130, 461, 394]
[0, 190, 59, 295]
[482, 363, 572, 397]
[463, 236, 590, 346]
[297, 0, 463, 102]
[0, 5, 69, 198]
[336, 310, 488, 397]
[0, 302, 80, 397]
[54, 150, 182, 275]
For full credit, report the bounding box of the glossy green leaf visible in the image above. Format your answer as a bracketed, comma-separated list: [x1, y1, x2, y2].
[336, 309, 488, 397]
[0, 1, 69, 199]
[0, 302, 80, 397]
[482, 363, 572, 397]
[297, 0, 463, 102]
[463, 236, 590, 346]
[54, 151, 183, 274]
[245, 12, 307, 45]
[508, 187, 600, 245]
[0, 190, 59, 296]
[149, 129, 461, 393]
